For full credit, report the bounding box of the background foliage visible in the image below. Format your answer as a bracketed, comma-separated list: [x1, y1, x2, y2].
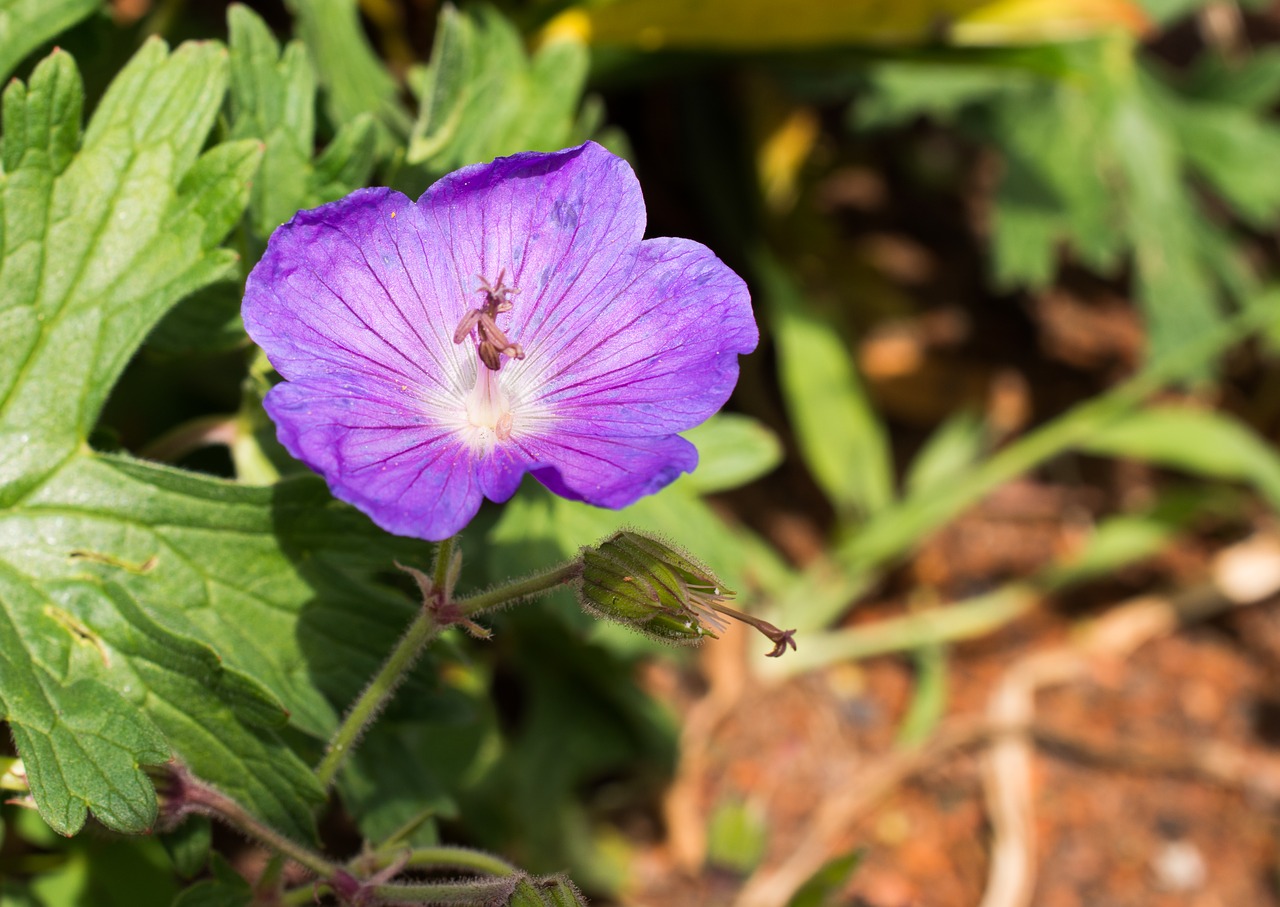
[4, 0, 1280, 904]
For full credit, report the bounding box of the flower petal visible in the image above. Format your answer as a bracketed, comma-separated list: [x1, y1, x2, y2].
[264, 379, 483, 541]
[417, 142, 648, 350]
[529, 432, 699, 509]
[513, 236, 757, 436]
[242, 187, 469, 404]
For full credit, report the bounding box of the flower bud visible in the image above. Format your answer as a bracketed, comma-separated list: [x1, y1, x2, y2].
[577, 531, 796, 657]
[509, 874, 587, 907]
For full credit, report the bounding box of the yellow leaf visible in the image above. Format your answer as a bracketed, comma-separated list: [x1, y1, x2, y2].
[540, 0, 1149, 50]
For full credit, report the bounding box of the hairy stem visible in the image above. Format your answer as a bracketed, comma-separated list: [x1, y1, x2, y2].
[454, 560, 583, 617]
[175, 770, 337, 879]
[313, 538, 455, 792]
[365, 845, 518, 877]
[367, 876, 519, 904]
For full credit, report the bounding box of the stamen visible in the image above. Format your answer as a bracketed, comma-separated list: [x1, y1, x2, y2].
[454, 270, 525, 371]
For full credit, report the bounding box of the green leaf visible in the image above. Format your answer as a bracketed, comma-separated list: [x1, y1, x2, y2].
[1081, 405, 1280, 511]
[170, 855, 252, 907]
[160, 816, 212, 879]
[0, 0, 99, 82]
[706, 799, 768, 874]
[1179, 48, 1280, 110]
[895, 643, 947, 745]
[904, 411, 988, 496]
[24, 827, 178, 907]
[0, 43, 422, 841]
[758, 251, 894, 520]
[852, 61, 1028, 131]
[0, 43, 260, 835]
[861, 42, 1261, 364]
[408, 5, 589, 172]
[1, 42, 255, 498]
[285, 0, 409, 140]
[682, 414, 782, 493]
[1165, 95, 1280, 228]
[228, 5, 378, 240]
[788, 851, 863, 907]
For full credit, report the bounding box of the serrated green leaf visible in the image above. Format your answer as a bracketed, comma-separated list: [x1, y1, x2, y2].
[1, 41, 253, 497]
[758, 251, 894, 520]
[408, 5, 589, 172]
[0, 43, 266, 835]
[0, 0, 99, 83]
[0, 42, 414, 841]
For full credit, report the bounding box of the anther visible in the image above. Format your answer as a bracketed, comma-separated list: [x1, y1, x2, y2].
[454, 270, 525, 372]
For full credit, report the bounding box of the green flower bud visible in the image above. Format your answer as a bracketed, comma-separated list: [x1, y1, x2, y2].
[509, 874, 587, 907]
[577, 531, 796, 656]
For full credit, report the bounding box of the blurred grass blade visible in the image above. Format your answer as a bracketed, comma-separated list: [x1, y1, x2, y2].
[759, 251, 894, 521]
[788, 850, 863, 907]
[768, 494, 1200, 676]
[895, 642, 948, 746]
[1081, 406, 1280, 511]
[905, 411, 989, 496]
[775, 290, 1280, 631]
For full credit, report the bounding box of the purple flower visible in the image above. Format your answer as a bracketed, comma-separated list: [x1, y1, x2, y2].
[242, 142, 757, 541]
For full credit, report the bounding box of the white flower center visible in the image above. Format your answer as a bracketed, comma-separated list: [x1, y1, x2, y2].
[462, 365, 514, 453]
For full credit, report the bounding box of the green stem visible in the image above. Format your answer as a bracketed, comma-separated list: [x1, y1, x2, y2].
[281, 883, 332, 907]
[772, 585, 1038, 675]
[454, 560, 583, 617]
[368, 877, 518, 904]
[434, 535, 456, 592]
[313, 539, 455, 792]
[370, 845, 517, 877]
[178, 772, 338, 879]
[137, 414, 238, 463]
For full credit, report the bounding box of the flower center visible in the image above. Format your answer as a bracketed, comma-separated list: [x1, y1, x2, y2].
[452, 270, 525, 371]
[464, 365, 514, 446]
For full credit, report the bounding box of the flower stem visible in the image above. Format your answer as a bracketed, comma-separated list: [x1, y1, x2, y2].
[367, 877, 519, 904]
[434, 535, 456, 592]
[369, 845, 517, 877]
[176, 771, 338, 880]
[313, 539, 455, 792]
[455, 560, 582, 617]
